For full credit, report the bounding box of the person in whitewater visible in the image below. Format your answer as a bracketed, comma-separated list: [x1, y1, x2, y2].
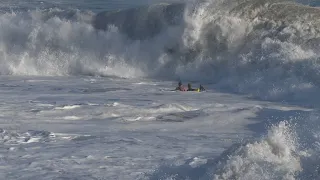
[175, 81, 187, 91]
[175, 82, 205, 92]
[199, 84, 205, 91]
[187, 83, 200, 91]
[187, 83, 206, 92]
[187, 83, 196, 91]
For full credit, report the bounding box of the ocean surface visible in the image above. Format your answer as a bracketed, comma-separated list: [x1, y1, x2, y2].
[1, 0, 320, 179]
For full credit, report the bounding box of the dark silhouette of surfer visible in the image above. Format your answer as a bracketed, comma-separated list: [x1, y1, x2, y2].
[175, 81, 205, 92]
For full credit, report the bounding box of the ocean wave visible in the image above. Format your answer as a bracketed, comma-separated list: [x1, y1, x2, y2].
[0, 0, 320, 102]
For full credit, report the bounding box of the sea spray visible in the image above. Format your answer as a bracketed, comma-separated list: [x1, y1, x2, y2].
[212, 121, 301, 180]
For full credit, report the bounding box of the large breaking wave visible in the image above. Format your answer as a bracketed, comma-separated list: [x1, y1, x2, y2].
[0, 0, 320, 101]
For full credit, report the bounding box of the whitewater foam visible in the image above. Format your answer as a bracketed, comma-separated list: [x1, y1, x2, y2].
[0, 1, 320, 103]
[0, 129, 55, 144]
[54, 105, 81, 110]
[212, 121, 301, 180]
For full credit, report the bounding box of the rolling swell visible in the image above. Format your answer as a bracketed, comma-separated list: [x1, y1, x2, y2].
[0, 0, 320, 102]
